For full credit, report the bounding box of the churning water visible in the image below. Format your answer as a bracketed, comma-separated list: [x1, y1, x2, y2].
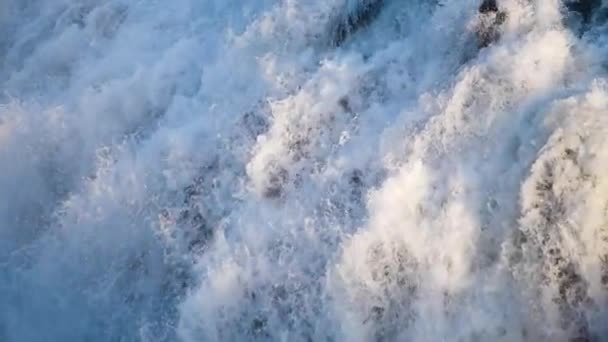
[1, 0, 608, 341]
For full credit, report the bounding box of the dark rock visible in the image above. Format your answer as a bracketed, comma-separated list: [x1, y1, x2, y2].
[476, 0, 507, 48]
[331, 0, 385, 47]
[263, 166, 289, 199]
[479, 0, 498, 13]
[564, 0, 601, 23]
[250, 317, 269, 337]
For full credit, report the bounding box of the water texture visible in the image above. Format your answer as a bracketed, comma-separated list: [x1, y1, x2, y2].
[1, 0, 608, 341]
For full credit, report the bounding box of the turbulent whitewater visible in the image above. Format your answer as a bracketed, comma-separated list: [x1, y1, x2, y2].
[1, 0, 608, 341]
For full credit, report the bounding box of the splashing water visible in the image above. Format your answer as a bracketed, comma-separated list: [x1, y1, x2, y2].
[1, 0, 608, 341]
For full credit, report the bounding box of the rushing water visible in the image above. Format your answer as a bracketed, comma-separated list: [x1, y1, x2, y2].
[1, 0, 608, 341]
